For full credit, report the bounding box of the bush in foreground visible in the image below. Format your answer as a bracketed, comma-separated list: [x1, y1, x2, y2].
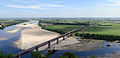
[0, 51, 12, 58]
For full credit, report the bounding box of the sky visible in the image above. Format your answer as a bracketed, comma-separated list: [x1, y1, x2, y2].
[0, 0, 120, 17]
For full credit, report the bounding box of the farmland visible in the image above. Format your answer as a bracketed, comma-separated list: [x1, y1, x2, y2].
[38, 19, 92, 34]
[38, 19, 120, 40]
[81, 21, 120, 35]
[75, 21, 120, 41]
[42, 25, 83, 34]
[82, 26, 120, 36]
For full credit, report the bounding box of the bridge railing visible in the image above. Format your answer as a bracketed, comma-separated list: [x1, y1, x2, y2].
[12, 25, 89, 58]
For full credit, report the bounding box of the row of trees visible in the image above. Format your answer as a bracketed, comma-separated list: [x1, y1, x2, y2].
[0, 20, 28, 29]
[38, 19, 95, 26]
[75, 33, 120, 41]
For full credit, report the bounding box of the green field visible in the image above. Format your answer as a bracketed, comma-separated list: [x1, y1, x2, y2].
[38, 19, 100, 34]
[40, 20, 120, 36]
[74, 22, 120, 40]
[42, 25, 83, 34]
[81, 23, 120, 36]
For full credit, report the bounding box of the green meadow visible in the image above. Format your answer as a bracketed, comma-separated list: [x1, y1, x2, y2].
[80, 22, 120, 36]
[42, 25, 83, 34]
[82, 26, 120, 36]
[39, 19, 120, 37]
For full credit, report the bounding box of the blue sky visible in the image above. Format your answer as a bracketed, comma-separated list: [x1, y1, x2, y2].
[0, 0, 120, 17]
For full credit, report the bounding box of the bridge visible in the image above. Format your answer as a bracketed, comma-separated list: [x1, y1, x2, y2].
[12, 25, 89, 58]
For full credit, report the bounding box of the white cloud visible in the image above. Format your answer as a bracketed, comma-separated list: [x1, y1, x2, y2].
[43, 4, 65, 7]
[99, 0, 120, 7]
[5, 5, 44, 9]
[99, 4, 120, 7]
[107, 0, 120, 2]
[5, 4, 64, 10]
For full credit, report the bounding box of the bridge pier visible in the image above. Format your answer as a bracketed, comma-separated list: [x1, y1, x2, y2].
[48, 41, 51, 48]
[18, 54, 21, 58]
[56, 38, 59, 44]
[63, 36, 65, 40]
[36, 47, 38, 52]
[70, 33, 73, 36]
[68, 34, 72, 38]
[66, 35, 70, 38]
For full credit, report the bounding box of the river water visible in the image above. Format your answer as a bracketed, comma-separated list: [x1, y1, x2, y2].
[0, 25, 22, 54]
[0, 23, 120, 57]
[51, 41, 120, 57]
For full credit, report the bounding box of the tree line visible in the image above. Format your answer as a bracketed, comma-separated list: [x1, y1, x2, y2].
[75, 33, 120, 41]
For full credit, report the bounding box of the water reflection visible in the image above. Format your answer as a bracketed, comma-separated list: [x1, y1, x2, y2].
[51, 39, 120, 57]
[0, 25, 26, 54]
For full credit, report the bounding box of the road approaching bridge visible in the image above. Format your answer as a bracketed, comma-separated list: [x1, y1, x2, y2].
[12, 25, 89, 58]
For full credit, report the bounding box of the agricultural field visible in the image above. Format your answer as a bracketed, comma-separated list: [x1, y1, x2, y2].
[75, 21, 120, 40]
[82, 26, 120, 36]
[38, 19, 93, 34]
[42, 25, 83, 34]
[82, 22, 120, 35]
[39, 19, 120, 38]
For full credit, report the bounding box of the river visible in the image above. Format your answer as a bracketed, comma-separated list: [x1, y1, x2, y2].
[0, 25, 24, 54]
[0, 23, 120, 57]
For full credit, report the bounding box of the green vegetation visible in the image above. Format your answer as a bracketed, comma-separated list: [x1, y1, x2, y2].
[75, 22, 120, 40]
[41, 25, 83, 34]
[31, 52, 44, 58]
[38, 19, 120, 41]
[39, 19, 101, 25]
[31, 51, 53, 58]
[59, 52, 77, 58]
[31, 51, 98, 58]
[75, 32, 120, 41]
[0, 51, 12, 58]
[0, 51, 98, 58]
[0, 20, 27, 29]
[83, 26, 120, 36]
[38, 19, 92, 34]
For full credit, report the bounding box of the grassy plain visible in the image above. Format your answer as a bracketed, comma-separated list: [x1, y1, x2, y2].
[39, 19, 120, 36]
[43, 25, 83, 34]
[81, 22, 120, 36]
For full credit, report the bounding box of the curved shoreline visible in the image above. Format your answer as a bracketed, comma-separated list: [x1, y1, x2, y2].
[9, 22, 59, 50]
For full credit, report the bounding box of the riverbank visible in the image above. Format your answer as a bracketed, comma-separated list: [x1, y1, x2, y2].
[50, 38, 104, 51]
[0, 38, 8, 40]
[10, 22, 59, 50]
[0, 20, 27, 29]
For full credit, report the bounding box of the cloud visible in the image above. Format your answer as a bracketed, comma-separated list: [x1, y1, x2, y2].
[99, 0, 120, 7]
[43, 4, 65, 7]
[99, 4, 120, 7]
[5, 4, 65, 10]
[107, 0, 120, 2]
[5, 5, 44, 9]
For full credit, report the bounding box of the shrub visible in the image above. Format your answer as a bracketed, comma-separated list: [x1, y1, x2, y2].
[75, 32, 120, 41]
[60, 52, 77, 58]
[0, 51, 13, 58]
